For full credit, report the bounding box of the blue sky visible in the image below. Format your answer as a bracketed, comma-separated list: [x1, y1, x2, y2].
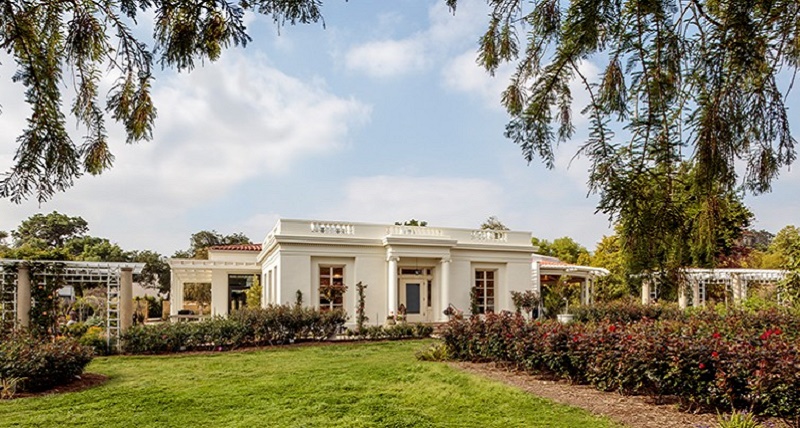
[1, 0, 798, 255]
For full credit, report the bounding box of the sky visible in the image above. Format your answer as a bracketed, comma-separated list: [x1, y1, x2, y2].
[1, 0, 799, 256]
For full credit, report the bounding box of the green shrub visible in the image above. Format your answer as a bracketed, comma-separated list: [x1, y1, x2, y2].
[79, 326, 109, 355]
[0, 331, 93, 393]
[121, 305, 349, 354]
[715, 411, 767, 428]
[416, 342, 449, 361]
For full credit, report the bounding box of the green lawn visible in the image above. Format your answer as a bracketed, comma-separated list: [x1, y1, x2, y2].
[0, 340, 619, 427]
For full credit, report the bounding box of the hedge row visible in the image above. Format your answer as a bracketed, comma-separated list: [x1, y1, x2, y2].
[0, 331, 94, 393]
[441, 309, 800, 421]
[121, 305, 349, 354]
[348, 323, 434, 340]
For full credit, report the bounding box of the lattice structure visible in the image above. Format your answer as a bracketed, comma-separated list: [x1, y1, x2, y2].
[688, 269, 785, 306]
[0, 263, 17, 331]
[0, 260, 143, 349]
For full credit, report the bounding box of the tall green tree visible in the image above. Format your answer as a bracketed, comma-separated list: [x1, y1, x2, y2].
[533, 236, 590, 265]
[590, 234, 629, 301]
[12, 212, 89, 248]
[474, 0, 796, 277]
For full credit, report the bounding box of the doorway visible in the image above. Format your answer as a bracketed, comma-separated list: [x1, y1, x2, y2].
[398, 268, 432, 322]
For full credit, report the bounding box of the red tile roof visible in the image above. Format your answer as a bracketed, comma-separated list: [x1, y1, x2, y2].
[538, 259, 574, 267]
[208, 244, 262, 252]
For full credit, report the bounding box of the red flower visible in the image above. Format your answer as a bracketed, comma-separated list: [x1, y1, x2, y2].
[773, 328, 782, 335]
[711, 351, 719, 358]
[608, 325, 617, 332]
[699, 363, 706, 369]
[712, 332, 721, 339]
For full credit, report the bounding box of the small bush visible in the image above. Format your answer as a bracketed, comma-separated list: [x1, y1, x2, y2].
[0, 331, 93, 394]
[416, 342, 449, 361]
[79, 326, 109, 355]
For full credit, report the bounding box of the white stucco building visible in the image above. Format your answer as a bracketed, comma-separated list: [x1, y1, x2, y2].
[169, 219, 536, 323]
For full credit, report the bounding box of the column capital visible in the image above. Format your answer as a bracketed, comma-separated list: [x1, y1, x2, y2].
[387, 255, 399, 263]
[440, 255, 451, 264]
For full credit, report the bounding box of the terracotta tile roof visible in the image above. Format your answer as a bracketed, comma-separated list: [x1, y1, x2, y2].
[208, 244, 262, 252]
[539, 260, 572, 267]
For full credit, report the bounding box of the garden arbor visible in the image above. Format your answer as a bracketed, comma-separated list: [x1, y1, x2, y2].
[533, 257, 610, 311]
[641, 268, 787, 309]
[0, 259, 144, 346]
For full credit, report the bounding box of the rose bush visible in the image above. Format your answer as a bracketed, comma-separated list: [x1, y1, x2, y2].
[441, 307, 800, 422]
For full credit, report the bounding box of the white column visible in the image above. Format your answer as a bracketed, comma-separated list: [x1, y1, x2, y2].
[120, 268, 133, 333]
[170, 270, 183, 317]
[678, 279, 687, 310]
[641, 278, 651, 305]
[732, 274, 744, 305]
[440, 256, 451, 321]
[387, 256, 398, 317]
[16, 264, 31, 329]
[692, 278, 701, 307]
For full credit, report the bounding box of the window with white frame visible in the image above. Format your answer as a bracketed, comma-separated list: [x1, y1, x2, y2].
[319, 266, 345, 311]
[474, 269, 496, 314]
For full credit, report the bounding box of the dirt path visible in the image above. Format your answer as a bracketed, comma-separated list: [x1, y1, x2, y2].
[453, 362, 724, 428]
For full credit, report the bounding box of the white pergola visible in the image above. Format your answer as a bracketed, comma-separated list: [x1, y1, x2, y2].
[168, 258, 260, 317]
[533, 258, 610, 306]
[0, 259, 144, 347]
[640, 268, 787, 308]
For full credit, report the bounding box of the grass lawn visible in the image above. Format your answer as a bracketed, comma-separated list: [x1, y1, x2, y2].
[0, 340, 620, 427]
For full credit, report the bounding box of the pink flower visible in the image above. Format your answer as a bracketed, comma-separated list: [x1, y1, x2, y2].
[699, 363, 706, 369]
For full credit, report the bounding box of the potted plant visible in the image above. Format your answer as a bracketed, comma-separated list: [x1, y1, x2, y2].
[396, 304, 407, 323]
[557, 297, 575, 324]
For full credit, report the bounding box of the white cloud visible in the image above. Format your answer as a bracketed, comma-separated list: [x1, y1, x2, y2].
[441, 50, 513, 109]
[0, 50, 371, 254]
[343, 0, 490, 78]
[345, 39, 429, 78]
[324, 175, 504, 228]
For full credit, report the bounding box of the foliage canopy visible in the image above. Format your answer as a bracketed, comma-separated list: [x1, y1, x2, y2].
[0, 0, 326, 203]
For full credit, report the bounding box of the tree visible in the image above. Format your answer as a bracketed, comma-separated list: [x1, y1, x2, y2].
[533, 235, 590, 265]
[0, 0, 327, 203]
[65, 236, 130, 262]
[12, 212, 88, 248]
[590, 234, 629, 301]
[245, 274, 261, 308]
[131, 250, 171, 295]
[480, 216, 509, 231]
[769, 226, 800, 305]
[176, 230, 252, 259]
[183, 283, 211, 315]
[474, 1, 797, 278]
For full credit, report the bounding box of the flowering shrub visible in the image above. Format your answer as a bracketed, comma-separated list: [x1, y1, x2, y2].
[120, 305, 349, 354]
[441, 308, 800, 422]
[0, 330, 93, 394]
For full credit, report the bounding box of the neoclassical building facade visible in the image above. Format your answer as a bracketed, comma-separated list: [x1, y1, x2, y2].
[169, 219, 536, 323]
